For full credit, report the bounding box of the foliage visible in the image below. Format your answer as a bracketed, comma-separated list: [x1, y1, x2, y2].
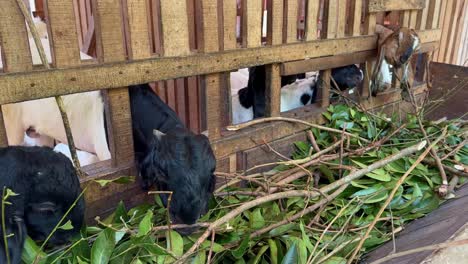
[19, 105, 467, 264]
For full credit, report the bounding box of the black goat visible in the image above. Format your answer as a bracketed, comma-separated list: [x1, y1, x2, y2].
[0, 146, 85, 264]
[129, 84, 216, 234]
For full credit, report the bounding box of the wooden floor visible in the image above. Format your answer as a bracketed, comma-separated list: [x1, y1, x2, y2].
[362, 62, 468, 264]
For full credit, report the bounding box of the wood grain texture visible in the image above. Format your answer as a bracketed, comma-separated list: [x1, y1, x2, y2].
[285, 0, 299, 43]
[327, 0, 338, 38]
[0, 30, 442, 105]
[160, 0, 190, 56]
[94, 0, 134, 166]
[409, 10, 418, 28]
[265, 64, 281, 117]
[417, 0, 430, 30]
[352, 0, 363, 36]
[445, 0, 463, 63]
[426, 0, 442, 29]
[222, 0, 237, 50]
[267, 0, 284, 45]
[438, 0, 454, 62]
[0, 0, 33, 147]
[306, 0, 320, 40]
[369, 0, 426, 12]
[337, 0, 347, 37]
[242, 0, 263, 47]
[319, 69, 331, 107]
[125, 0, 151, 60]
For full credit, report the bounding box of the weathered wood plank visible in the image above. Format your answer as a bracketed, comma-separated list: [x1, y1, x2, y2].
[319, 69, 331, 107]
[285, 0, 299, 43]
[94, 0, 134, 166]
[327, 0, 338, 38]
[160, 0, 190, 56]
[438, 0, 454, 62]
[417, 0, 430, 30]
[445, 0, 463, 63]
[0, 30, 441, 105]
[265, 64, 282, 116]
[201, 0, 225, 140]
[337, 0, 347, 37]
[369, 0, 426, 12]
[426, 0, 442, 29]
[352, 0, 363, 36]
[409, 10, 418, 28]
[222, 0, 237, 50]
[281, 50, 377, 75]
[267, 0, 284, 45]
[242, 0, 263, 48]
[402, 10, 411, 27]
[125, 0, 151, 60]
[306, 0, 320, 40]
[0, 0, 33, 147]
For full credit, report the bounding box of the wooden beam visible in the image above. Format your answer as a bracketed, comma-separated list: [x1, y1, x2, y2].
[265, 64, 282, 116]
[0, 29, 441, 105]
[160, 0, 190, 56]
[94, 0, 134, 167]
[0, 0, 33, 147]
[281, 50, 377, 75]
[242, 0, 263, 48]
[222, 0, 237, 50]
[369, 0, 426, 12]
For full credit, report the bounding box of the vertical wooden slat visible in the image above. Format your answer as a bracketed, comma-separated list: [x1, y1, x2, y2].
[222, 0, 237, 50]
[151, 0, 163, 54]
[337, 0, 347, 37]
[0, 0, 33, 147]
[409, 10, 418, 28]
[306, 0, 320, 40]
[352, 0, 363, 36]
[94, 0, 134, 166]
[187, 76, 200, 133]
[284, 0, 299, 43]
[426, 0, 442, 29]
[433, 0, 447, 59]
[125, 0, 151, 60]
[456, 0, 468, 65]
[417, 0, 430, 30]
[402, 10, 410, 27]
[319, 70, 331, 107]
[200, 0, 225, 140]
[361, 0, 376, 98]
[265, 0, 283, 117]
[327, 0, 338, 38]
[160, 0, 190, 56]
[242, 0, 263, 47]
[438, 0, 454, 62]
[446, 0, 463, 63]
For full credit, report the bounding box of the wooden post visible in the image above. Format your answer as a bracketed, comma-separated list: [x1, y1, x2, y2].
[360, 1, 377, 98]
[0, 0, 33, 147]
[93, 0, 134, 167]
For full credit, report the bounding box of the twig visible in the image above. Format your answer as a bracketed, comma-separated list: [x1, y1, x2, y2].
[317, 238, 361, 264]
[226, 117, 370, 143]
[369, 239, 468, 264]
[15, 0, 83, 178]
[422, 159, 468, 178]
[448, 176, 459, 194]
[347, 128, 447, 264]
[250, 184, 349, 239]
[206, 230, 215, 264]
[214, 191, 265, 197]
[441, 139, 468, 161]
[308, 130, 321, 152]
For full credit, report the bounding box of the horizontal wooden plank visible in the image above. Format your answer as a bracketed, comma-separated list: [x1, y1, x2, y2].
[0, 29, 440, 105]
[369, 0, 426, 12]
[281, 41, 439, 75]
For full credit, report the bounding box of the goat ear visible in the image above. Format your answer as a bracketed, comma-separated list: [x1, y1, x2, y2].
[153, 129, 166, 141]
[31, 201, 57, 214]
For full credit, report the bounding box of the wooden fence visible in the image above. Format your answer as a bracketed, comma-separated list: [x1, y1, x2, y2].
[0, 0, 443, 217]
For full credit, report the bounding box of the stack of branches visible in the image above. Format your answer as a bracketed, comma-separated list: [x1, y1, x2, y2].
[22, 102, 468, 264]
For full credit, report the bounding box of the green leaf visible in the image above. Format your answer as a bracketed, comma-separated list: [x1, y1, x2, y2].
[167, 230, 184, 257]
[4, 188, 19, 199]
[250, 208, 265, 229]
[350, 180, 369, 189]
[21, 237, 47, 264]
[281, 242, 298, 264]
[323, 111, 332, 121]
[191, 251, 206, 264]
[58, 219, 74, 231]
[232, 236, 250, 259]
[351, 185, 383, 198]
[323, 256, 347, 264]
[363, 191, 388, 204]
[138, 210, 153, 237]
[299, 222, 314, 253]
[268, 239, 279, 264]
[253, 245, 269, 264]
[294, 141, 310, 154]
[269, 223, 296, 237]
[91, 228, 116, 264]
[94, 176, 135, 187]
[319, 165, 336, 182]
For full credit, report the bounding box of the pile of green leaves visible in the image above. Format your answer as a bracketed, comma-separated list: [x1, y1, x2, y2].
[21, 105, 467, 264]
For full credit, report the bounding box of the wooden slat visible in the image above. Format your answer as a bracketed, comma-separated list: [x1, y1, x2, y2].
[267, 0, 284, 45]
[94, 0, 134, 166]
[337, 0, 347, 37]
[369, 0, 426, 12]
[409, 10, 418, 28]
[175, 78, 186, 124]
[0, 0, 33, 147]
[319, 69, 331, 107]
[125, 0, 151, 60]
[160, 0, 190, 56]
[437, 0, 454, 62]
[402, 10, 411, 27]
[306, 0, 320, 40]
[242, 0, 263, 47]
[187, 76, 200, 133]
[284, 0, 299, 43]
[265, 0, 284, 117]
[426, 0, 442, 29]
[0, 30, 441, 105]
[166, 79, 176, 110]
[281, 50, 377, 75]
[417, 0, 430, 30]
[456, 0, 468, 65]
[433, 0, 447, 59]
[445, 0, 463, 63]
[352, 0, 363, 36]
[201, 0, 225, 140]
[327, 0, 338, 38]
[222, 0, 237, 50]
